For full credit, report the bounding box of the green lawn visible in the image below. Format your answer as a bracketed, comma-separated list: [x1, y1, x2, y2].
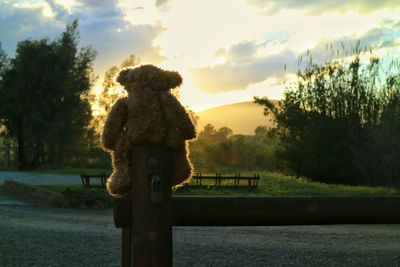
[29, 172, 399, 209]
[175, 172, 400, 196]
[39, 172, 400, 197]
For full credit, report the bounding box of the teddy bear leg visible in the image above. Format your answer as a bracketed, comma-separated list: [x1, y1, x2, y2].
[107, 150, 131, 196]
[171, 147, 193, 186]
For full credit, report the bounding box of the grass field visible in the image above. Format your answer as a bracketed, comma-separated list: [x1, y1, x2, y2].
[39, 172, 400, 197]
[27, 172, 398, 209]
[175, 172, 400, 196]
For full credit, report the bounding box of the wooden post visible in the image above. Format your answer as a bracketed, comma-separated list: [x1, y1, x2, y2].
[122, 228, 131, 267]
[130, 145, 172, 267]
[114, 196, 132, 267]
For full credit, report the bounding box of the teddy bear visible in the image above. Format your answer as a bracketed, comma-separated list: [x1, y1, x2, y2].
[101, 64, 196, 196]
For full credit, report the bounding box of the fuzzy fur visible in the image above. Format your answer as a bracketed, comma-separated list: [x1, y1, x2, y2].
[101, 64, 196, 196]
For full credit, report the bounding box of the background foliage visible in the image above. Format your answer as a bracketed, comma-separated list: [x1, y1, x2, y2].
[0, 20, 99, 169]
[189, 123, 280, 173]
[255, 52, 400, 186]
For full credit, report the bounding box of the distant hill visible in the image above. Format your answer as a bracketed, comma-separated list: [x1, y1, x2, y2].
[196, 101, 277, 135]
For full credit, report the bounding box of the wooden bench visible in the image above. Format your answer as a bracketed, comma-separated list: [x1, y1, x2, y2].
[80, 172, 110, 188]
[192, 173, 260, 188]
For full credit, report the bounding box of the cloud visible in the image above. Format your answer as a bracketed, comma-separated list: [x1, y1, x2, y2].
[191, 46, 297, 93]
[190, 20, 400, 94]
[74, 0, 118, 16]
[305, 19, 400, 64]
[152, 0, 389, 74]
[0, 0, 165, 75]
[154, 0, 174, 10]
[154, 0, 268, 62]
[0, 1, 65, 55]
[85, 22, 165, 74]
[247, 0, 400, 14]
[216, 41, 259, 63]
[360, 22, 400, 50]
[75, 1, 166, 74]
[155, 0, 168, 6]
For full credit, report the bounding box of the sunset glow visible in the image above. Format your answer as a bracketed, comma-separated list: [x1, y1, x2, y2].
[1, 0, 400, 111]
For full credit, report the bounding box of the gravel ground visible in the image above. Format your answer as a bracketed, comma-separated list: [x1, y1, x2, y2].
[1, 195, 400, 267]
[0, 171, 84, 186]
[1, 172, 400, 266]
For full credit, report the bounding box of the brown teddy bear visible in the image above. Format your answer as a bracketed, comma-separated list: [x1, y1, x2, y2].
[101, 64, 196, 196]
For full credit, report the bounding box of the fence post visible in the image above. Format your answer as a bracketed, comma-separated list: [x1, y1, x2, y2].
[129, 145, 172, 267]
[121, 228, 131, 266]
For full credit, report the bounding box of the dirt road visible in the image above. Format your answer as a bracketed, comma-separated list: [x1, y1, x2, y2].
[1, 193, 400, 267]
[0, 171, 83, 186]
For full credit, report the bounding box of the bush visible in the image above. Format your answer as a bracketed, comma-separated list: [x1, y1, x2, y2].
[256, 54, 400, 186]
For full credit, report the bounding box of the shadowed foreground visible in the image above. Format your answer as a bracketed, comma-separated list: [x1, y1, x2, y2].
[0, 196, 400, 267]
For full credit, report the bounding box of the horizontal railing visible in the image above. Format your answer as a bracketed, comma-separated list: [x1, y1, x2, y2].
[114, 196, 400, 227]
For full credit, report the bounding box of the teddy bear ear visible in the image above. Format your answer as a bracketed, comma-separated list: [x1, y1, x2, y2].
[116, 68, 132, 86]
[165, 71, 182, 90]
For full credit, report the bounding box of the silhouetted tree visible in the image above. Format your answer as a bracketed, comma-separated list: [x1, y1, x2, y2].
[0, 20, 96, 168]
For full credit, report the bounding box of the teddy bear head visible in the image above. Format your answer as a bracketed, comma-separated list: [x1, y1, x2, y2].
[116, 64, 182, 93]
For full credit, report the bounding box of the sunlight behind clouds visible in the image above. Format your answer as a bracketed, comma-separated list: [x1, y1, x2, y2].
[153, 0, 266, 69]
[114, 1, 400, 110]
[133, 1, 394, 106]
[1, 0, 400, 111]
[13, 1, 55, 18]
[118, 0, 162, 25]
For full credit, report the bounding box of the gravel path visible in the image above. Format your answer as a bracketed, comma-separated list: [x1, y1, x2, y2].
[0, 171, 98, 186]
[1, 195, 400, 267]
[1, 172, 400, 266]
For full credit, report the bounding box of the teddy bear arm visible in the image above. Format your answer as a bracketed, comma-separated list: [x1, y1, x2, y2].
[181, 113, 196, 140]
[101, 98, 128, 151]
[167, 96, 196, 140]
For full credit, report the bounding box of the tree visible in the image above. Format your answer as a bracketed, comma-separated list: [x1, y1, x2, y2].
[0, 20, 97, 168]
[0, 43, 10, 130]
[255, 53, 400, 185]
[0, 43, 9, 77]
[0, 43, 12, 168]
[92, 55, 140, 133]
[189, 124, 279, 172]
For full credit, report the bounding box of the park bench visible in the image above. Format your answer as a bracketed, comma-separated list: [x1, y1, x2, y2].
[80, 172, 109, 188]
[192, 173, 260, 188]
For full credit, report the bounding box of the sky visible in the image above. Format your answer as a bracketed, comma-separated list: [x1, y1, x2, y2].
[1, 0, 400, 111]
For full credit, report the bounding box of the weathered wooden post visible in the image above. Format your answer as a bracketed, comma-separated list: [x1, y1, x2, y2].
[127, 145, 172, 267]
